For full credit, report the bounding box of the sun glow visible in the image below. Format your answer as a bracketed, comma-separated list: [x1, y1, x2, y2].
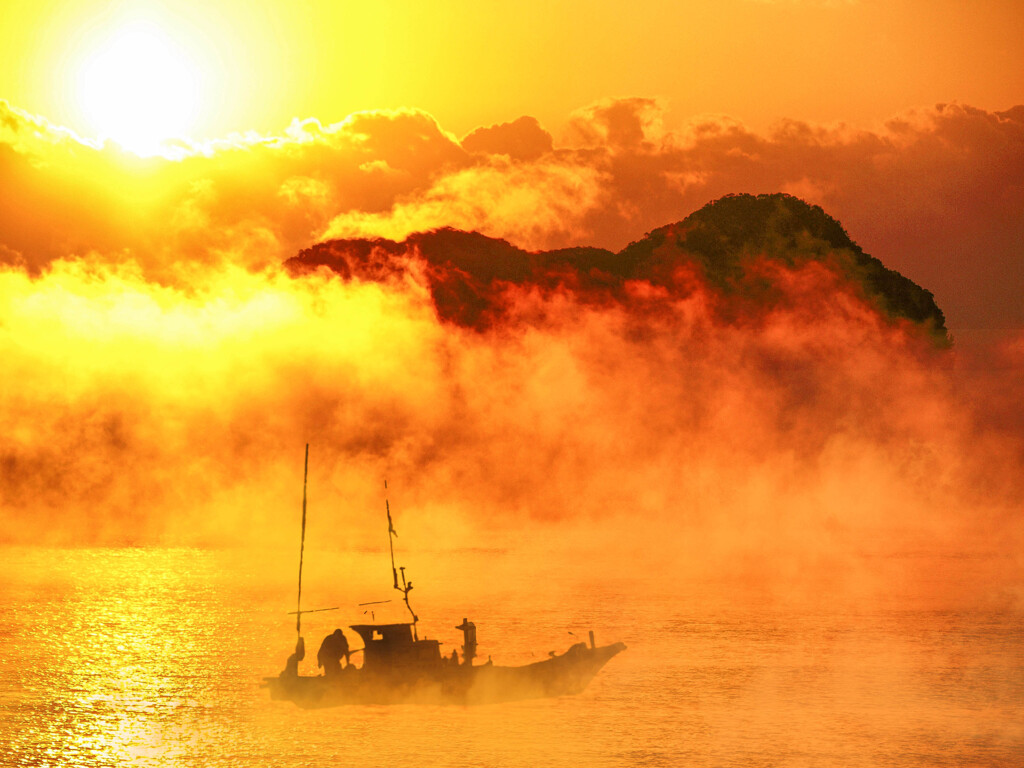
[74, 20, 202, 156]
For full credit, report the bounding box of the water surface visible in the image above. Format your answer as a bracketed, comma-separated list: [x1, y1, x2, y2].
[1, 547, 1021, 767]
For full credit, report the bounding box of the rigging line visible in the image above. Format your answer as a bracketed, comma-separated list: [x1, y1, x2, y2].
[287, 606, 339, 616]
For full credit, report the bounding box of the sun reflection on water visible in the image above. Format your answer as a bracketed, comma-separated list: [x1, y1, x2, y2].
[3, 547, 259, 767]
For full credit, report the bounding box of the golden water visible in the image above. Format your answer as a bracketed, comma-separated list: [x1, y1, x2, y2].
[1, 547, 1022, 767]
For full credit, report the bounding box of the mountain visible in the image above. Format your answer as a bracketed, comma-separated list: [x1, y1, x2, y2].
[620, 193, 947, 336]
[286, 193, 948, 342]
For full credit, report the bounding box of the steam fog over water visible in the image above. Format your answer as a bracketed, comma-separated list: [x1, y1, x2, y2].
[2, 97, 1024, 766]
[1, 547, 1021, 767]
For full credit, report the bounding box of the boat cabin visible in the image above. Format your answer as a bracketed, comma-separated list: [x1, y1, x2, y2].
[350, 623, 441, 672]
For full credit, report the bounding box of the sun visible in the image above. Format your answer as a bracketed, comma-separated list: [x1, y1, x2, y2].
[74, 20, 202, 156]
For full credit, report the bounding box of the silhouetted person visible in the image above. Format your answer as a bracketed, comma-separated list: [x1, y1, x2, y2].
[280, 636, 305, 678]
[336, 628, 350, 666]
[317, 629, 349, 677]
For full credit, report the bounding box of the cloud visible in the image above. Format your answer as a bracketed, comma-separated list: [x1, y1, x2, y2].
[0, 102, 473, 275]
[564, 97, 666, 150]
[2, 98, 1022, 331]
[461, 116, 554, 161]
[322, 158, 608, 251]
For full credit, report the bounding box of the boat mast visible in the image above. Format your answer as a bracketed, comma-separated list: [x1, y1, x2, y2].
[295, 444, 309, 637]
[384, 480, 419, 639]
[385, 480, 399, 591]
[285, 446, 339, 628]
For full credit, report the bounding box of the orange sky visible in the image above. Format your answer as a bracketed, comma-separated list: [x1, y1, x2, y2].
[3, 0, 1023, 143]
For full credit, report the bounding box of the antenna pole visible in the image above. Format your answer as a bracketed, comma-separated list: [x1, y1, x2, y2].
[296, 444, 309, 636]
[384, 480, 418, 639]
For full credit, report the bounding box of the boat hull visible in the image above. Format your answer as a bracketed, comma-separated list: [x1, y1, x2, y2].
[264, 641, 626, 707]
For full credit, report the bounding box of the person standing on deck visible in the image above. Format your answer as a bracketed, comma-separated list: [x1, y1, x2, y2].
[335, 628, 350, 666]
[317, 629, 349, 677]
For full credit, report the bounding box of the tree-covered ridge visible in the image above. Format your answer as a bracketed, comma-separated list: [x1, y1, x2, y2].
[620, 193, 947, 338]
[289, 193, 948, 343]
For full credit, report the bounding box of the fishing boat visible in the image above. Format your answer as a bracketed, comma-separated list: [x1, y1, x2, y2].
[263, 446, 626, 708]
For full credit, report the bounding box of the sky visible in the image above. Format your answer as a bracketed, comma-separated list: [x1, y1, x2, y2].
[1, 0, 1022, 608]
[4, 0, 1023, 141]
